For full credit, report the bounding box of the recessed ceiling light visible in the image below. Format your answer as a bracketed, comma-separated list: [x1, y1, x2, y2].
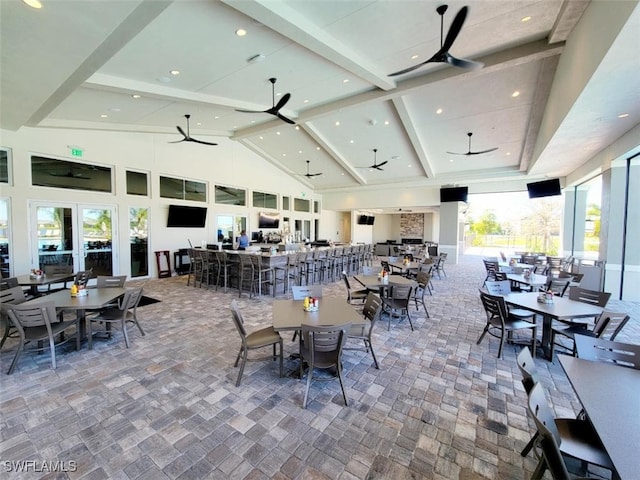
[343, 79, 349, 83]
[408, 164, 412, 168]
[316, 146, 320, 150]
[276, 131, 281, 135]
[235, 28, 247, 37]
[23, 0, 42, 8]
[282, 153, 286, 157]
[132, 94, 141, 99]
[521, 16, 532, 23]
[411, 54, 419, 60]
[298, 150, 303, 154]
[350, 140, 354, 144]
[100, 114, 108, 118]
[335, 121, 340, 126]
[512, 90, 520, 97]
[436, 108, 443, 114]
[170, 70, 180, 76]
[250, 120, 255, 124]
[506, 152, 511, 156]
[384, 120, 390, 125]
[295, 126, 300, 130]
[341, 173, 345, 176]
[303, 99, 309, 103]
[214, 116, 220, 119]
[196, 122, 201, 126]
[259, 136, 263, 140]
[618, 113, 629, 118]
[449, 158, 454, 163]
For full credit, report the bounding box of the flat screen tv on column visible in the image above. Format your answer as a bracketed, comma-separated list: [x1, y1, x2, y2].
[440, 186, 468, 203]
[527, 178, 561, 198]
[167, 205, 207, 228]
[357, 215, 368, 225]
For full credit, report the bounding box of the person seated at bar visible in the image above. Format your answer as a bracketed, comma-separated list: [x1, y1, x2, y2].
[238, 230, 250, 250]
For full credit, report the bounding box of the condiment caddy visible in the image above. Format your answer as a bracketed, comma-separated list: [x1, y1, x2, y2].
[303, 296, 319, 312]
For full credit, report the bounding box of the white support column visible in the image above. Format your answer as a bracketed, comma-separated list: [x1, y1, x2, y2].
[438, 201, 460, 264]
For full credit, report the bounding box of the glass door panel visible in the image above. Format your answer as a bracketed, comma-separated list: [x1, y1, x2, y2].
[0, 198, 10, 277]
[81, 206, 115, 276]
[34, 205, 75, 271]
[130, 207, 148, 277]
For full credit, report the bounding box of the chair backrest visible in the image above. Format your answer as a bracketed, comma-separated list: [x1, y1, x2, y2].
[522, 255, 537, 265]
[527, 383, 573, 480]
[74, 269, 93, 287]
[118, 287, 144, 313]
[301, 324, 350, 369]
[292, 284, 323, 300]
[229, 300, 247, 339]
[499, 251, 507, 262]
[574, 335, 640, 369]
[362, 292, 383, 327]
[6, 301, 58, 330]
[516, 347, 538, 393]
[568, 286, 611, 307]
[96, 275, 126, 288]
[415, 270, 431, 288]
[592, 311, 630, 340]
[1, 277, 19, 290]
[484, 280, 511, 296]
[483, 259, 499, 275]
[389, 284, 412, 301]
[479, 290, 509, 327]
[0, 286, 27, 306]
[341, 272, 352, 290]
[542, 278, 571, 297]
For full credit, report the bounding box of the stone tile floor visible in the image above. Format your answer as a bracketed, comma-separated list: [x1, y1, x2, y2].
[1, 254, 638, 479]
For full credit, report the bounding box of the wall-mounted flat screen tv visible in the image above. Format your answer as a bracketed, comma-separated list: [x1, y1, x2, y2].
[167, 205, 207, 228]
[367, 215, 375, 225]
[440, 186, 468, 203]
[527, 178, 562, 198]
[357, 215, 369, 225]
[258, 212, 280, 229]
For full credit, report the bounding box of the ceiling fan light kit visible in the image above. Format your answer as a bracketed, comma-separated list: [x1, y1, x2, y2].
[389, 4, 484, 77]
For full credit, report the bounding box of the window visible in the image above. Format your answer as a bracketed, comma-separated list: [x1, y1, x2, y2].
[159, 176, 206, 202]
[314, 200, 320, 214]
[282, 196, 290, 211]
[0, 198, 9, 277]
[253, 191, 277, 209]
[215, 185, 246, 206]
[31, 156, 112, 192]
[294, 197, 310, 212]
[126, 171, 148, 196]
[0, 148, 10, 184]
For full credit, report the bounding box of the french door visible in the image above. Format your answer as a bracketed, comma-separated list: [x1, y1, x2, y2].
[30, 202, 117, 275]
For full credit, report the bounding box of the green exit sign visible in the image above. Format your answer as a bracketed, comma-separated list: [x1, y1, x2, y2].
[71, 148, 83, 157]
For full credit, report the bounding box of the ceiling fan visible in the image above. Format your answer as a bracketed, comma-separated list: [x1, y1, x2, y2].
[300, 160, 323, 178]
[389, 4, 483, 77]
[357, 148, 388, 171]
[447, 132, 498, 156]
[49, 163, 91, 180]
[236, 77, 295, 125]
[169, 114, 218, 146]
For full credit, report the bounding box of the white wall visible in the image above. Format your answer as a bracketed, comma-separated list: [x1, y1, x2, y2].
[1, 127, 323, 277]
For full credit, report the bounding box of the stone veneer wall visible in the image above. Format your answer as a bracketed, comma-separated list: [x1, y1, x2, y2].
[400, 214, 424, 239]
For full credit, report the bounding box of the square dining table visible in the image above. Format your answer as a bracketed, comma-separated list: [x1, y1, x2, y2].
[503, 292, 603, 360]
[22, 287, 127, 340]
[559, 355, 640, 480]
[272, 297, 364, 332]
[506, 272, 548, 288]
[16, 272, 77, 296]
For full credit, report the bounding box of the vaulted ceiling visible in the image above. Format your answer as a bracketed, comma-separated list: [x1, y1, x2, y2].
[1, 0, 638, 203]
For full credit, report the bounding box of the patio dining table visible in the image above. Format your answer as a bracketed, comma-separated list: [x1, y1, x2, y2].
[503, 292, 603, 361]
[16, 272, 76, 296]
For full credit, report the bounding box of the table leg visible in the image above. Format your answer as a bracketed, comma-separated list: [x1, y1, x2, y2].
[541, 314, 553, 360]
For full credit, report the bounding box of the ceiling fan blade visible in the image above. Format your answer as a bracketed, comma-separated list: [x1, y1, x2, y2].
[377, 160, 389, 168]
[305, 173, 322, 177]
[176, 125, 188, 138]
[441, 6, 468, 53]
[446, 151, 468, 156]
[168, 139, 187, 144]
[446, 54, 484, 70]
[469, 147, 499, 155]
[273, 92, 291, 111]
[388, 61, 427, 77]
[235, 108, 263, 114]
[190, 138, 218, 146]
[276, 112, 295, 125]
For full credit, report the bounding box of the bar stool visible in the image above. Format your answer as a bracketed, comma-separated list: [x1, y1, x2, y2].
[251, 254, 274, 297]
[214, 251, 230, 292]
[238, 254, 255, 298]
